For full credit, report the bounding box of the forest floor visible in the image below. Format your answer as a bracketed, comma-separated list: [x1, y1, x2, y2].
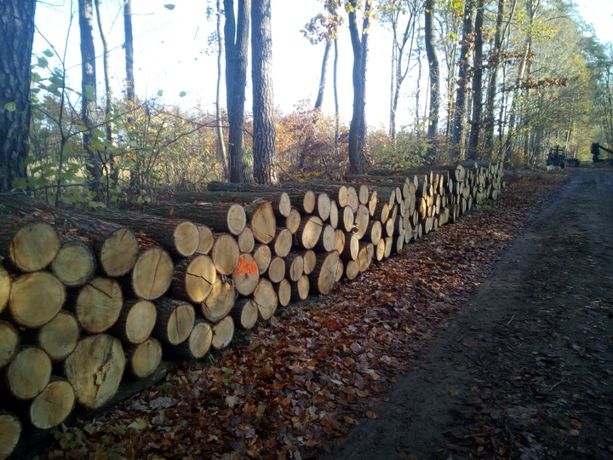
[43, 168, 613, 459]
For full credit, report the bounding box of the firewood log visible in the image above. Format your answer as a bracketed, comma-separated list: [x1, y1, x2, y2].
[128, 247, 174, 300]
[276, 279, 291, 307]
[284, 208, 302, 234]
[112, 299, 157, 345]
[0, 266, 10, 315]
[126, 337, 163, 378]
[345, 259, 360, 280]
[0, 412, 21, 459]
[302, 250, 317, 275]
[295, 216, 323, 250]
[237, 226, 255, 253]
[329, 199, 339, 229]
[285, 253, 304, 282]
[153, 298, 195, 345]
[287, 190, 316, 214]
[272, 228, 293, 257]
[314, 192, 331, 221]
[267, 257, 286, 284]
[6, 347, 51, 400]
[8, 272, 66, 328]
[253, 244, 272, 274]
[171, 255, 217, 303]
[64, 334, 126, 409]
[196, 224, 215, 255]
[29, 379, 75, 429]
[253, 278, 278, 320]
[202, 280, 235, 322]
[334, 229, 346, 254]
[37, 311, 80, 361]
[309, 252, 340, 295]
[51, 240, 96, 287]
[341, 206, 355, 232]
[341, 233, 359, 261]
[232, 253, 260, 296]
[211, 316, 234, 350]
[211, 233, 240, 275]
[173, 321, 212, 359]
[244, 201, 276, 244]
[232, 298, 258, 330]
[0, 220, 60, 272]
[316, 225, 337, 253]
[75, 277, 123, 334]
[291, 275, 310, 301]
[0, 321, 19, 370]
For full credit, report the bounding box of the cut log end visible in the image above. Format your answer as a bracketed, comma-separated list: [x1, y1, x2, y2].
[0, 413, 21, 460]
[7, 347, 52, 400]
[183, 322, 213, 359]
[211, 234, 240, 275]
[310, 251, 339, 295]
[128, 337, 163, 378]
[173, 221, 200, 257]
[100, 228, 139, 277]
[38, 311, 80, 361]
[0, 266, 10, 314]
[285, 208, 301, 234]
[232, 298, 259, 330]
[250, 201, 276, 244]
[115, 299, 157, 345]
[253, 279, 278, 321]
[131, 247, 174, 300]
[10, 221, 61, 272]
[212, 316, 234, 350]
[51, 240, 96, 287]
[0, 321, 19, 369]
[196, 225, 215, 255]
[277, 278, 292, 307]
[203, 280, 236, 322]
[226, 204, 247, 236]
[238, 226, 255, 253]
[155, 299, 195, 345]
[76, 277, 123, 334]
[233, 253, 260, 296]
[291, 275, 310, 301]
[29, 380, 76, 429]
[9, 272, 66, 328]
[253, 244, 272, 274]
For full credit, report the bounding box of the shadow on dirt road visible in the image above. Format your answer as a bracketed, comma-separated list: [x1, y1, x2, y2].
[322, 169, 613, 459]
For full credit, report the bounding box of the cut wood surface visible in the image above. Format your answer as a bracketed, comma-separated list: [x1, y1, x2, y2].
[4, 221, 61, 272]
[267, 256, 286, 284]
[253, 278, 278, 321]
[172, 255, 217, 303]
[196, 225, 215, 255]
[211, 234, 240, 275]
[341, 206, 355, 232]
[285, 253, 304, 282]
[211, 316, 234, 350]
[302, 250, 317, 275]
[154, 298, 195, 345]
[37, 311, 80, 361]
[345, 259, 360, 280]
[0, 266, 10, 314]
[130, 247, 174, 300]
[276, 278, 291, 307]
[316, 225, 337, 253]
[272, 228, 292, 257]
[202, 280, 235, 322]
[341, 232, 360, 261]
[237, 226, 255, 253]
[176, 321, 213, 359]
[113, 299, 157, 345]
[51, 240, 96, 287]
[0, 413, 21, 460]
[64, 334, 126, 409]
[29, 379, 75, 429]
[329, 200, 339, 228]
[0, 321, 19, 369]
[296, 216, 323, 250]
[7, 347, 51, 400]
[245, 201, 276, 244]
[291, 275, 310, 301]
[232, 253, 260, 296]
[232, 298, 258, 330]
[75, 277, 123, 334]
[310, 251, 340, 295]
[354, 204, 370, 239]
[253, 244, 272, 274]
[9, 272, 66, 328]
[126, 337, 163, 378]
[284, 208, 301, 234]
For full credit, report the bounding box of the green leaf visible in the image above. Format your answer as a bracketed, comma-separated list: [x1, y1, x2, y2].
[37, 56, 49, 68]
[157, 90, 164, 97]
[179, 91, 187, 97]
[4, 102, 17, 112]
[43, 49, 54, 58]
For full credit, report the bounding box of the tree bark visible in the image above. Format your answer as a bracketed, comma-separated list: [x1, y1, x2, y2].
[251, 0, 276, 184]
[424, 0, 440, 161]
[314, 40, 331, 110]
[123, 0, 135, 101]
[78, 0, 102, 194]
[215, 0, 229, 179]
[0, 0, 36, 191]
[450, 0, 474, 160]
[483, 0, 505, 154]
[224, 0, 250, 182]
[467, 0, 485, 159]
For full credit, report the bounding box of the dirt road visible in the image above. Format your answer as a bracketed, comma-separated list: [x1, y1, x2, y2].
[322, 169, 613, 459]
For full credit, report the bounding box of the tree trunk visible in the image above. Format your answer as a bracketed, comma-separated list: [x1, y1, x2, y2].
[314, 40, 331, 110]
[123, 0, 135, 101]
[215, 0, 229, 179]
[483, 0, 505, 154]
[424, 0, 440, 161]
[450, 0, 474, 160]
[78, 0, 102, 194]
[224, 0, 250, 182]
[347, 0, 372, 174]
[0, 0, 36, 191]
[467, 0, 485, 159]
[251, 0, 276, 184]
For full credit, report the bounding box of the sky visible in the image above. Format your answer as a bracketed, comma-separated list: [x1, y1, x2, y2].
[33, 0, 613, 130]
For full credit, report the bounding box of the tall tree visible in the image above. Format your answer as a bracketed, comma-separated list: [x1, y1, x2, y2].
[224, 0, 250, 182]
[123, 0, 135, 102]
[450, 0, 474, 160]
[78, 0, 102, 194]
[424, 0, 439, 162]
[467, 0, 485, 159]
[214, 0, 228, 179]
[251, 0, 276, 184]
[347, 0, 373, 174]
[0, 0, 37, 191]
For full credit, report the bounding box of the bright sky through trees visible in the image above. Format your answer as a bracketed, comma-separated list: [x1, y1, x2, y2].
[33, 0, 613, 130]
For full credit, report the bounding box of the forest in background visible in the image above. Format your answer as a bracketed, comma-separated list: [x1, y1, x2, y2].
[1, 0, 612, 206]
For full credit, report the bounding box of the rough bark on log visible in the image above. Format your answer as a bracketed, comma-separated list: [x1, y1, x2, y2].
[211, 316, 234, 350]
[302, 250, 317, 275]
[171, 255, 217, 303]
[0, 321, 19, 369]
[175, 189, 292, 218]
[37, 311, 80, 361]
[309, 251, 339, 295]
[126, 337, 163, 378]
[196, 225, 215, 255]
[153, 298, 195, 346]
[202, 280, 235, 322]
[51, 240, 96, 287]
[253, 278, 278, 320]
[267, 257, 286, 284]
[129, 247, 174, 300]
[211, 234, 240, 275]
[291, 275, 310, 301]
[64, 334, 126, 409]
[232, 253, 260, 296]
[0, 413, 21, 459]
[0, 221, 60, 272]
[6, 347, 51, 400]
[232, 298, 258, 330]
[29, 379, 75, 429]
[276, 278, 291, 307]
[295, 216, 323, 250]
[75, 277, 123, 334]
[253, 244, 272, 274]
[9, 272, 66, 328]
[112, 299, 157, 345]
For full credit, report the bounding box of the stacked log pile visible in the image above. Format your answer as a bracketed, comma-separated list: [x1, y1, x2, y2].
[0, 161, 502, 457]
